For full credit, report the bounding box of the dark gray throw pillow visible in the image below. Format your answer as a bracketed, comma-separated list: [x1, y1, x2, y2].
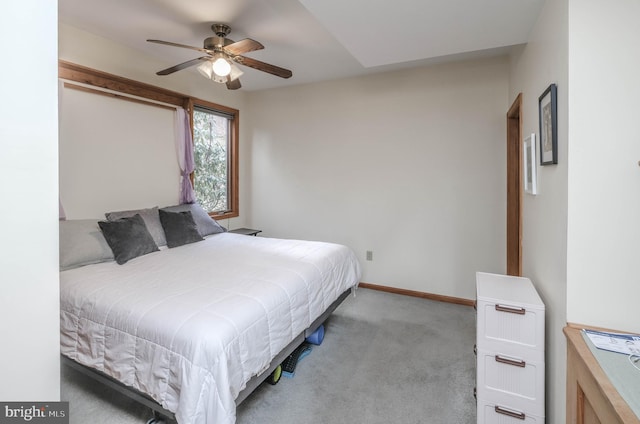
[98, 214, 159, 264]
[159, 209, 204, 248]
[105, 206, 167, 247]
[161, 203, 226, 236]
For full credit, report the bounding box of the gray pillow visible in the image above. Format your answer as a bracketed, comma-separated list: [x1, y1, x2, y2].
[98, 214, 159, 265]
[161, 203, 226, 236]
[159, 209, 204, 248]
[59, 220, 114, 270]
[105, 206, 166, 247]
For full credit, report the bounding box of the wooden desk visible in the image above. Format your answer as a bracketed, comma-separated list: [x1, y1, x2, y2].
[564, 325, 640, 424]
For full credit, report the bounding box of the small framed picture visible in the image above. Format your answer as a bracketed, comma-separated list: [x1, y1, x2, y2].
[524, 133, 537, 195]
[538, 83, 558, 165]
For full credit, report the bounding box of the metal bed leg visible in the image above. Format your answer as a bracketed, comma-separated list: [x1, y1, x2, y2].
[146, 410, 175, 424]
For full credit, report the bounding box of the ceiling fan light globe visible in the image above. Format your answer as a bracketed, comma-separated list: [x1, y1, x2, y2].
[196, 61, 214, 79]
[212, 57, 231, 77]
[228, 63, 244, 82]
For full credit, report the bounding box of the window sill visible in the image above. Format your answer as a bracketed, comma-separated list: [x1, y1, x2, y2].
[210, 211, 238, 221]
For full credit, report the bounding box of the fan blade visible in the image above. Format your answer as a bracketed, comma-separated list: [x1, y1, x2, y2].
[226, 78, 242, 90]
[223, 38, 264, 55]
[147, 39, 213, 55]
[156, 57, 209, 76]
[232, 56, 292, 79]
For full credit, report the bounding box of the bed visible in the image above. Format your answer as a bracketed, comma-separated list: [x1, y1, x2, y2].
[59, 204, 361, 424]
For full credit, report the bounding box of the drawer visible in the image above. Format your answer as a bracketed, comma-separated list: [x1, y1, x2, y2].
[477, 399, 544, 424]
[476, 299, 544, 358]
[476, 348, 545, 416]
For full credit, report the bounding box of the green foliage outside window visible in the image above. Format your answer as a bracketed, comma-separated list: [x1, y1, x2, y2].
[192, 108, 229, 213]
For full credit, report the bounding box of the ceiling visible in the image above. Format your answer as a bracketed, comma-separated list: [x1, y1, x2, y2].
[58, 0, 544, 91]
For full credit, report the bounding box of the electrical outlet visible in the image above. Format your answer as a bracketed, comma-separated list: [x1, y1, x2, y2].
[366, 250, 373, 261]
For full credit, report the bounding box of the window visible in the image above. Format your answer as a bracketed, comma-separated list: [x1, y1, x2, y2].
[191, 100, 239, 219]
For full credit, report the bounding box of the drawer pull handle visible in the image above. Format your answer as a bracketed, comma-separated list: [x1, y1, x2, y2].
[495, 355, 526, 367]
[495, 304, 526, 315]
[494, 406, 526, 420]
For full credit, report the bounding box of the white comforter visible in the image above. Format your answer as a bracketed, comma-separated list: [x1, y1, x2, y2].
[60, 233, 361, 424]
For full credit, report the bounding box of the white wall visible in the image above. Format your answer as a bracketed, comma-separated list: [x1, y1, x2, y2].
[508, 0, 569, 422]
[511, 1, 640, 422]
[247, 58, 509, 300]
[59, 85, 180, 218]
[0, 2, 60, 400]
[566, 0, 640, 333]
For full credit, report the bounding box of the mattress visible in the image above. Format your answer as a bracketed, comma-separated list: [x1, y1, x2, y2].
[60, 232, 361, 424]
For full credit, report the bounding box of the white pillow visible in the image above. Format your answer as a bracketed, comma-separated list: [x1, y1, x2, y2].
[59, 220, 114, 270]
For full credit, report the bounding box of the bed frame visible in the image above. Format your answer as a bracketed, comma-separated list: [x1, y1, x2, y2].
[62, 288, 352, 423]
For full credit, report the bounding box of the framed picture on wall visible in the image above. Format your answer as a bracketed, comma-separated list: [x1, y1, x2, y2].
[524, 133, 537, 195]
[538, 83, 558, 165]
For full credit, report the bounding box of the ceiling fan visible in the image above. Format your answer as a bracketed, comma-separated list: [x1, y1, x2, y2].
[147, 23, 292, 90]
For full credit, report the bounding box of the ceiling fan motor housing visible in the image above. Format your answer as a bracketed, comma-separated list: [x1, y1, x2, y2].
[204, 36, 225, 50]
[205, 24, 232, 51]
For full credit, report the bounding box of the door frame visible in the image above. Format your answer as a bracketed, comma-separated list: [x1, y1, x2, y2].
[506, 94, 523, 276]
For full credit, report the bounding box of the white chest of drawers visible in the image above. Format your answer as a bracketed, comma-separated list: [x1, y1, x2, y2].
[476, 272, 545, 424]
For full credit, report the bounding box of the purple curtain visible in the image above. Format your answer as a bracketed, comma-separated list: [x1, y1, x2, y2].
[175, 108, 196, 204]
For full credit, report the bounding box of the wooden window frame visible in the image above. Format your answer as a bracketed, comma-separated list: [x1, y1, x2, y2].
[187, 98, 239, 220]
[59, 60, 239, 219]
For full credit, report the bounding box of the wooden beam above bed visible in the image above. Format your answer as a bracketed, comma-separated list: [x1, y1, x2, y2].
[59, 60, 187, 108]
[63, 82, 177, 111]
